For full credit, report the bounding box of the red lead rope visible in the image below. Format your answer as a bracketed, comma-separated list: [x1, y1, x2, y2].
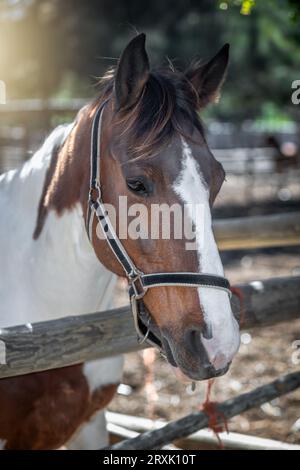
[200, 379, 229, 449]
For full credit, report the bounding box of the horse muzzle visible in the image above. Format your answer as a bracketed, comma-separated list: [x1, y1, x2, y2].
[161, 326, 231, 381]
[138, 306, 232, 381]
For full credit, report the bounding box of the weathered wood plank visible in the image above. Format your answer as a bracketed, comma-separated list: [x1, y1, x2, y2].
[215, 212, 300, 250]
[0, 305, 139, 378]
[106, 411, 300, 450]
[0, 276, 299, 379]
[105, 370, 300, 450]
[235, 276, 300, 328]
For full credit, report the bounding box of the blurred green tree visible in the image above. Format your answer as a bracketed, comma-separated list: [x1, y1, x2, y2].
[0, 0, 299, 121]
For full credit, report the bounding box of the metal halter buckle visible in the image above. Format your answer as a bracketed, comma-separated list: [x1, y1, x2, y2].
[129, 270, 147, 300]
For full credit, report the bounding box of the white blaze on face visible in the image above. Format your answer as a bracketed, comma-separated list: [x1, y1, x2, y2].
[173, 138, 240, 370]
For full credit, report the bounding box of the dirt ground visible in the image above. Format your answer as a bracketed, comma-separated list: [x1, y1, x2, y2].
[109, 174, 300, 447]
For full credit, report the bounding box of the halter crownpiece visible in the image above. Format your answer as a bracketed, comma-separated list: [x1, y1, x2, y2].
[86, 102, 232, 352]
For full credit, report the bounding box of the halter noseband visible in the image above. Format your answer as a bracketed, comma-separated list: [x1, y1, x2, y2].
[86, 102, 231, 353]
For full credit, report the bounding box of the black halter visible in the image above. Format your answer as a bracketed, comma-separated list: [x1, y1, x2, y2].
[86, 102, 231, 352]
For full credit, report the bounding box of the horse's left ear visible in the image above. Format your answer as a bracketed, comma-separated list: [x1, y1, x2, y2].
[114, 33, 150, 111]
[186, 44, 229, 108]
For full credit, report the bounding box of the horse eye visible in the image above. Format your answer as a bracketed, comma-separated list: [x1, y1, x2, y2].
[126, 178, 148, 195]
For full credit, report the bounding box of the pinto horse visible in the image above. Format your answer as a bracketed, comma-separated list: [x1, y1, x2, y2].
[0, 34, 239, 449]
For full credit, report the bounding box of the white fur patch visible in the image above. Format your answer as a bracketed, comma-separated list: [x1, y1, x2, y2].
[83, 356, 124, 394]
[67, 410, 108, 450]
[0, 439, 6, 450]
[0, 124, 117, 327]
[173, 138, 240, 370]
[0, 340, 6, 364]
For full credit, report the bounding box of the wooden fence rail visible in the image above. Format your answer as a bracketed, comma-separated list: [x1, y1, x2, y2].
[215, 211, 300, 250]
[1, 100, 300, 149]
[106, 412, 300, 450]
[0, 98, 86, 117]
[105, 370, 300, 450]
[0, 275, 299, 379]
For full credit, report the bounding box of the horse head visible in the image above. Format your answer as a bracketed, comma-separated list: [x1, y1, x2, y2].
[86, 34, 240, 381]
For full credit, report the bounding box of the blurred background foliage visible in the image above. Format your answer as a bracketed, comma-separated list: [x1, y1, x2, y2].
[0, 0, 299, 123]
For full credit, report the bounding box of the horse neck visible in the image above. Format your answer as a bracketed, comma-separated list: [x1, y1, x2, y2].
[0, 118, 116, 328]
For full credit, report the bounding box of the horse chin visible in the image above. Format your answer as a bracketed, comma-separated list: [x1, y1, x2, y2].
[175, 362, 230, 382]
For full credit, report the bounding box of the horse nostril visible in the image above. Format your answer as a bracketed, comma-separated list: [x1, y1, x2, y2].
[189, 329, 201, 354]
[202, 321, 213, 340]
[184, 328, 211, 367]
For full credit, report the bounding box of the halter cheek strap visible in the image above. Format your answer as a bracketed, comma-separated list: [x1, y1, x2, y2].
[86, 102, 232, 352]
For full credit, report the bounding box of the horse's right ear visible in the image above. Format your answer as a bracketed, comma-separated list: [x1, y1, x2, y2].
[185, 44, 230, 109]
[114, 33, 150, 111]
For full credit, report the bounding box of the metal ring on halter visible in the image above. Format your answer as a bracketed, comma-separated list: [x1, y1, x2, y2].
[138, 315, 151, 344]
[130, 295, 163, 350]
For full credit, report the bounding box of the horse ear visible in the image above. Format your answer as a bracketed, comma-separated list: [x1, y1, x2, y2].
[186, 44, 230, 108]
[114, 33, 150, 111]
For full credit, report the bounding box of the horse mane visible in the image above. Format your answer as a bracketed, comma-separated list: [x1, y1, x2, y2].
[94, 65, 204, 160]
